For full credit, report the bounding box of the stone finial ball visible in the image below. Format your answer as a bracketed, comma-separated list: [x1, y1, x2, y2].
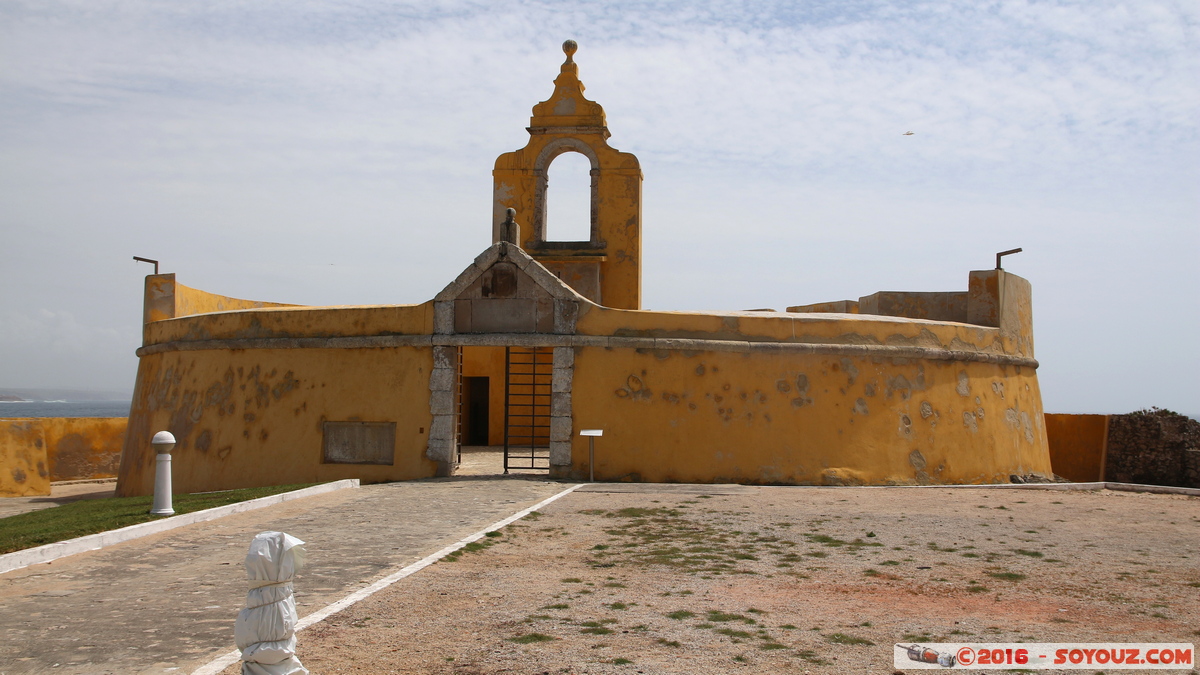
[151, 430, 176, 453]
[506, 207, 516, 219]
[563, 40, 578, 57]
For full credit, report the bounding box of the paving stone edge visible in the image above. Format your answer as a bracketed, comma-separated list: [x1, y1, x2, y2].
[0, 479, 360, 576]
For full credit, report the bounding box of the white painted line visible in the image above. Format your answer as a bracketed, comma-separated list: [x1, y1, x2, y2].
[0, 479, 359, 576]
[191, 483, 583, 675]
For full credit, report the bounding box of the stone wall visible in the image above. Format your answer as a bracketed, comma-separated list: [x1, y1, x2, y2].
[1104, 409, 1200, 488]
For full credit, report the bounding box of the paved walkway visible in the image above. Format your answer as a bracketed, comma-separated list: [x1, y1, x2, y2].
[454, 446, 550, 476]
[0, 476, 570, 675]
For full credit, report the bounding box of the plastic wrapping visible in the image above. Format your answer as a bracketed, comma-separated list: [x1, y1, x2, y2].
[234, 531, 309, 675]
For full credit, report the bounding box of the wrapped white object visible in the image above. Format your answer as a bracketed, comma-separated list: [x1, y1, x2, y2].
[234, 531, 309, 675]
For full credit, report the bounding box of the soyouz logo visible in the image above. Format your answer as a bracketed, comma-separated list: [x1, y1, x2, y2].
[893, 643, 1195, 670]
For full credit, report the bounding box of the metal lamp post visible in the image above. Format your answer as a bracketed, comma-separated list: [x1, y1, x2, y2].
[579, 429, 603, 482]
[150, 431, 176, 516]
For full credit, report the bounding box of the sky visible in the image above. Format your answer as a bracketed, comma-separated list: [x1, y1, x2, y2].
[0, 0, 1197, 414]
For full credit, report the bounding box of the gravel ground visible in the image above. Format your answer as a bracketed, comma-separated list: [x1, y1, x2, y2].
[229, 486, 1200, 674]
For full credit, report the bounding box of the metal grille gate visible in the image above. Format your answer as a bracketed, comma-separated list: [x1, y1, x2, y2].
[503, 346, 552, 472]
[454, 346, 463, 465]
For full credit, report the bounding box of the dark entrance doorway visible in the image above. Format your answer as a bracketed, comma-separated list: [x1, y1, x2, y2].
[463, 376, 490, 446]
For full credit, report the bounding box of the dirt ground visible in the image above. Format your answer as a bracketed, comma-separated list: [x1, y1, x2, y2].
[229, 485, 1200, 674]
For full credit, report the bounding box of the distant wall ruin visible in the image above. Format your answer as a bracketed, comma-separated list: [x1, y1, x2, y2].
[1046, 410, 1200, 488]
[1105, 410, 1200, 488]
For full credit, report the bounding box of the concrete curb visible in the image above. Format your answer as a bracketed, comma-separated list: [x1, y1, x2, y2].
[907, 481, 1199, 496]
[849, 482, 1198, 496]
[0, 479, 360, 576]
[1100, 482, 1200, 497]
[191, 483, 584, 675]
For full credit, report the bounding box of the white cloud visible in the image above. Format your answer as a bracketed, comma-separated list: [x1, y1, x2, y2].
[0, 309, 138, 389]
[0, 0, 1196, 412]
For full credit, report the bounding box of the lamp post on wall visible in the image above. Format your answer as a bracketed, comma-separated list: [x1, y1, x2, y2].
[579, 429, 603, 482]
[150, 431, 176, 516]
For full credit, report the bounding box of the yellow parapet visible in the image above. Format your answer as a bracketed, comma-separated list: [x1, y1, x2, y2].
[143, 273, 299, 324]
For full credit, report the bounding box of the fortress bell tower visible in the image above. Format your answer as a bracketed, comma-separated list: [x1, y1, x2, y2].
[492, 40, 643, 310]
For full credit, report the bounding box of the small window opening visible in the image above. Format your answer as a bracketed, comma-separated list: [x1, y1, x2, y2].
[545, 151, 592, 242]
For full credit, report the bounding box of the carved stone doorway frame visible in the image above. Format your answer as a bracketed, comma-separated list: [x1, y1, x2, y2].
[427, 337, 573, 478]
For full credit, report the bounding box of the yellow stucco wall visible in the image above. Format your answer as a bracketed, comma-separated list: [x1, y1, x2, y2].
[125, 262, 1047, 490]
[568, 347, 1049, 485]
[1044, 413, 1109, 483]
[116, 346, 438, 497]
[461, 346, 506, 445]
[41, 417, 127, 481]
[0, 420, 50, 496]
[0, 417, 127, 496]
[559, 271, 1047, 485]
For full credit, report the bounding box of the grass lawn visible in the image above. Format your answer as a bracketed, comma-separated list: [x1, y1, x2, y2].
[0, 483, 317, 555]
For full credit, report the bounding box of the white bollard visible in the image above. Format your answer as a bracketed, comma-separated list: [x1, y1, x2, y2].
[150, 431, 176, 516]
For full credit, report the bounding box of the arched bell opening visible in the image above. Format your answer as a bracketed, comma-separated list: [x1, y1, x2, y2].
[543, 150, 594, 243]
[531, 138, 603, 248]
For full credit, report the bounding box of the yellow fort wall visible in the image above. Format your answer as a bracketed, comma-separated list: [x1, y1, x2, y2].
[116, 44, 1052, 491]
[558, 266, 1050, 484]
[42, 417, 127, 481]
[0, 420, 50, 496]
[0, 417, 127, 496]
[116, 345, 438, 497]
[568, 346, 1048, 485]
[120, 261, 1050, 491]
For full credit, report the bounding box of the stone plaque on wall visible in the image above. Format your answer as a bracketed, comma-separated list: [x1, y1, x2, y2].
[322, 421, 396, 465]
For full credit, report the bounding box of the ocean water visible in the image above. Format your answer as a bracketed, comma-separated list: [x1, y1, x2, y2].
[0, 400, 130, 418]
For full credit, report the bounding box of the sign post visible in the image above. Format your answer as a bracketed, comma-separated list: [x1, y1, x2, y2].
[579, 429, 603, 482]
